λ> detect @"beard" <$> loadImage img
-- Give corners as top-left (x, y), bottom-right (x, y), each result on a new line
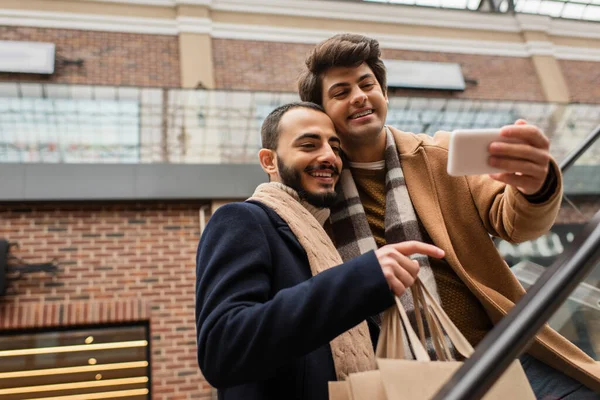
top-left (277, 157), bottom-right (338, 208)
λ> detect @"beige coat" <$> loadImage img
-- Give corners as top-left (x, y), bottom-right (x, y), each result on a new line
top-left (390, 126), bottom-right (600, 391)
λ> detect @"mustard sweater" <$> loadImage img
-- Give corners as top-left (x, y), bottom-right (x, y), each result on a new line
top-left (351, 167), bottom-right (494, 348)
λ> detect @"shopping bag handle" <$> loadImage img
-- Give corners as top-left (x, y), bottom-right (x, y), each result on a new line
top-left (375, 291), bottom-right (431, 361)
top-left (416, 279), bottom-right (475, 359)
top-left (376, 284), bottom-right (443, 362)
top-left (411, 283), bottom-right (452, 361)
top-left (376, 300), bottom-right (407, 360)
top-left (377, 279), bottom-right (475, 362)
top-left (394, 295), bottom-right (432, 361)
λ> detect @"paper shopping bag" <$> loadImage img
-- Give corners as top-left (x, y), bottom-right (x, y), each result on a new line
top-left (377, 356), bottom-right (534, 399)
top-left (331, 279), bottom-right (536, 400)
top-left (328, 381), bottom-right (352, 400)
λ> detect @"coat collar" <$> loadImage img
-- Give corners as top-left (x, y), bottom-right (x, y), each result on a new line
top-left (386, 125), bottom-right (425, 156)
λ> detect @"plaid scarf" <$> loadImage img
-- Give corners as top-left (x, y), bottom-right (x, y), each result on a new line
top-left (330, 126), bottom-right (452, 360)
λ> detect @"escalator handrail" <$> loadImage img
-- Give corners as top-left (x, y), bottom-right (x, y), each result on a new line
top-left (432, 209), bottom-right (600, 400)
top-left (560, 124), bottom-right (600, 173)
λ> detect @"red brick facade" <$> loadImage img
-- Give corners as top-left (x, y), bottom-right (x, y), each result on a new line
top-left (212, 39), bottom-right (546, 101)
top-left (213, 39), bottom-right (311, 92)
top-left (0, 27), bottom-right (181, 87)
top-left (560, 60), bottom-right (600, 104)
top-left (0, 201), bottom-right (212, 400)
top-left (381, 49), bottom-right (546, 101)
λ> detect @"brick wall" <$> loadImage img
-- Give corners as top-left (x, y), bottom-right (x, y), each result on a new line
top-left (0, 27), bottom-right (181, 87)
top-left (212, 39), bottom-right (545, 101)
top-left (381, 49), bottom-right (545, 101)
top-left (560, 60), bottom-right (600, 104)
top-left (0, 201), bottom-right (212, 400)
top-left (213, 39), bottom-right (312, 92)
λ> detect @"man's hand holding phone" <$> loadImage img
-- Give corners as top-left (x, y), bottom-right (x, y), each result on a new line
top-left (487, 119), bottom-right (551, 195)
top-left (447, 119), bottom-right (551, 195)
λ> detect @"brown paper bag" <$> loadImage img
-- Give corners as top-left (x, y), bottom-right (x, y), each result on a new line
top-left (329, 279), bottom-right (536, 400)
top-left (328, 381), bottom-right (353, 400)
top-left (377, 358), bottom-right (536, 399)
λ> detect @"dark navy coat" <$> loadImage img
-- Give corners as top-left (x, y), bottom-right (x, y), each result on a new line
top-left (195, 201), bottom-right (394, 400)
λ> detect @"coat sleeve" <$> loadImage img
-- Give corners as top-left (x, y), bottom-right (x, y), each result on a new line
top-left (195, 202), bottom-right (393, 388)
top-left (466, 159), bottom-right (563, 244)
top-left (431, 131), bottom-right (563, 244)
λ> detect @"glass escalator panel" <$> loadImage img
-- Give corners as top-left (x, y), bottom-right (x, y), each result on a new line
top-left (499, 118), bottom-right (600, 361)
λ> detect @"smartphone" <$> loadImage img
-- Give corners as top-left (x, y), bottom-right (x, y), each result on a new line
top-left (447, 129), bottom-right (523, 176)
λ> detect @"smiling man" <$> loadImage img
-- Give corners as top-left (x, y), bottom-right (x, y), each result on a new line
top-left (298, 34), bottom-right (600, 397)
top-left (195, 101), bottom-right (445, 400)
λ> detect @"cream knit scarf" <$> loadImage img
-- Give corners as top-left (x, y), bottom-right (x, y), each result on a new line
top-left (248, 182), bottom-right (376, 381)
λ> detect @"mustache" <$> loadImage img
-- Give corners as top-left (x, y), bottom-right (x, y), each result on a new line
top-left (304, 164), bottom-right (340, 175)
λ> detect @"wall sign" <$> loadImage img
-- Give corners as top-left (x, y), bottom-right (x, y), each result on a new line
top-left (0, 40), bottom-right (55, 74)
top-left (383, 59), bottom-right (465, 91)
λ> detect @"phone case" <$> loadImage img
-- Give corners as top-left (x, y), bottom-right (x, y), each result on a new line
top-left (447, 129), bottom-right (522, 176)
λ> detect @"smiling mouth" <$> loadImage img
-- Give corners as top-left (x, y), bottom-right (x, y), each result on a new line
top-left (305, 164), bottom-right (339, 175)
top-left (349, 109), bottom-right (374, 120)
top-left (308, 171), bottom-right (334, 178)
top-left (305, 165), bottom-right (338, 182)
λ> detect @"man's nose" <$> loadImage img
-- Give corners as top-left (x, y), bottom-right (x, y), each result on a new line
top-left (318, 145), bottom-right (338, 165)
top-left (350, 88), bottom-right (367, 106)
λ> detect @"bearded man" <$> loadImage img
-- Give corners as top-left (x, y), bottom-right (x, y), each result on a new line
top-left (195, 101), bottom-right (445, 400)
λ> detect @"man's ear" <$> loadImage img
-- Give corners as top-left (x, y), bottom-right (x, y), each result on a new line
top-left (258, 148), bottom-right (278, 177)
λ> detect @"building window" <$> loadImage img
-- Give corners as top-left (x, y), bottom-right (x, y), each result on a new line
top-left (0, 323), bottom-right (151, 400)
top-left (0, 90), bottom-right (141, 163)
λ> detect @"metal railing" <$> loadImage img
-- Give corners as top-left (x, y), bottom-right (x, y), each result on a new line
top-left (1, 82), bottom-right (599, 165)
top-left (433, 209), bottom-right (600, 399)
top-left (560, 124), bottom-right (600, 173)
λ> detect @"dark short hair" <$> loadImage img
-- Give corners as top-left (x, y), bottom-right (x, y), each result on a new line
top-left (261, 101), bottom-right (326, 150)
top-left (298, 33), bottom-right (387, 106)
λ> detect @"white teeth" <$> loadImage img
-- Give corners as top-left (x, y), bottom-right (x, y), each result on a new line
top-left (311, 172), bottom-right (332, 178)
top-left (351, 110), bottom-right (373, 119)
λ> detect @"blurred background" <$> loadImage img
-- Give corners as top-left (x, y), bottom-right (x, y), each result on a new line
top-left (0, 0), bottom-right (599, 399)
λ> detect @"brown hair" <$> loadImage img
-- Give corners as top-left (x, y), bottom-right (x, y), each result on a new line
top-left (298, 33), bottom-right (387, 106)
top-left (261, 101), bottom-right (326, 150)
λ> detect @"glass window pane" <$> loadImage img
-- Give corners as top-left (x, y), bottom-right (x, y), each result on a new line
top-left (562, 2), bottom-right (587, 17)
top-left (0, 96), bottom-right (140, 163)
top-left (0, 324), bottom-right (151, 399)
